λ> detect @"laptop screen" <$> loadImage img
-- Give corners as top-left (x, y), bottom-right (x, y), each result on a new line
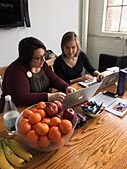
top-left (63, 82), bottom-right (102, 109)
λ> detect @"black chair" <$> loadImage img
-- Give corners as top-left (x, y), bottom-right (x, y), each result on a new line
top-left (116, 56), bottom-right (127, 69)
top-left (98, 54), bottom-right (118, 72)
top-left (98, 54), bottom-right (127, 72)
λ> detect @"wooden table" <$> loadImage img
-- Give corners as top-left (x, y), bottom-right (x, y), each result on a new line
top-left (1, 84), bottom-right (127, 169)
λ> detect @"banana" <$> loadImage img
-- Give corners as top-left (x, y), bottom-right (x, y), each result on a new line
top-left (2, 141), bottom-right (25, 168)
top-left (0, 141), bottom-right (14, 169)
top-left (3, 139), bottom-right (33, 161)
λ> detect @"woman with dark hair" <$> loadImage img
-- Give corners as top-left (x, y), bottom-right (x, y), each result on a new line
top-left (1, 37), bottom-right (75, 106)
top-left (53, 31), bottom-right (104, 84)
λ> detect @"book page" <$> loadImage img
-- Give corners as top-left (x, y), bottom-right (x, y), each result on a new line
top-left (106, 98), bottom-right (127, 117)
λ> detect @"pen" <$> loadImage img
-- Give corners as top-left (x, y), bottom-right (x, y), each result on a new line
top-left (107, 100), bottom-right (116, 107)
top-left (100, 102), bottom-right (104, 107)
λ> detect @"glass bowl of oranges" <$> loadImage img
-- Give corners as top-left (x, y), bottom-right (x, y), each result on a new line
top-left (15, 101), bottom-right (78, 152)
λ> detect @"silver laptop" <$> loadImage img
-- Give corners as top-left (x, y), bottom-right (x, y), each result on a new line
top-left (99, 72), bottom-right (119, 89)
top-left (78, 72), bottom-right (119, 90)
top-left (63, 82), bottom-right (102, 109)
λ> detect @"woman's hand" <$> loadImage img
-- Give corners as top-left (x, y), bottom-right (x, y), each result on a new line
top-left (82, 74), bottom-right (94, 81)
top-left (48, 92), bottom-right (66, 102)
top-left (97, 73), bottom-right (104, 81)
top-left (66, 86), bottom-right (76, 94)
top-left (93, 70), bottom-right (104, 81)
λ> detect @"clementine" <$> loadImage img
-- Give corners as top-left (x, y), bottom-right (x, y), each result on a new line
top-left (35, 122), bottom-right (49, 136)
top-left (35, 109), bottom-right (46, 119)
top-left (49, 117), bottom-right (61, 126)
top-left (37, 101), bottom-right (46, 109)
top-left (29, 113), bottom-right (42, 124)
top-left (59, 119), bottom-right (73, 135)
top-left (41, 118), bottom-right (50, 125)
top-left (39, 135), bottom-right (51, 148)
top-left (26, 129), bottom-right (39, 141)
top-left (21, 117), bottom-right (29, 123)
top-left (19, 121), bottom-right (31, 134)
top-left (29, 142), bottom-right (39, 149)
top-left (23, 109), bottom-right (33, 118)
top-left (32, 123), bottom-right (38, 130)
top-left (48, 126), bottom-right (61, 141)
top-left (55, 137), bottom-right (65, 146)
top-left (30, 107), bottom-right (38, 112)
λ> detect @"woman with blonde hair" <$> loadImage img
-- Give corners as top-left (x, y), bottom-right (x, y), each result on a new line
top-left (54, 31), bottom-right (103, 84)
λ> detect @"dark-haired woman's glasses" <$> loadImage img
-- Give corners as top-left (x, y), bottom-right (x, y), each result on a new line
top-left (32, 55), bottom-right (45, 61)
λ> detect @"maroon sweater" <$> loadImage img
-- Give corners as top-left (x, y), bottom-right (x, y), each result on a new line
top-left (1, 59), bottom-right (69, 106)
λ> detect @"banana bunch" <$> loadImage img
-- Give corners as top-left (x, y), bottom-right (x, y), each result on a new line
top-left (0, 138), bottom-right (33, 169)
top-left (4, 139), bottom-right (33, 161)
top-left (1, 141), bottom-right (25, 168)
top-left (0, 142), bottom-right (14, 169)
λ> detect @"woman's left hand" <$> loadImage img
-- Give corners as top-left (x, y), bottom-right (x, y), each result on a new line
top-left (66, 86), bottom-right (76, 94)
top-left (97, 73), bottom-right (104, 81)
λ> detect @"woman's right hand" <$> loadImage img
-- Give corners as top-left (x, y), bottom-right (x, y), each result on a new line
top-left (82, 74), bottom-right (94, 81)
top-left (48, 92), bottom-right (66, 102)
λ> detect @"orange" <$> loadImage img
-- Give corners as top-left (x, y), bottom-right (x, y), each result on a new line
top-left (48, 126), bottom-right (61, 141)
top-left (23, 109), bottom-right (33, 118)
top-left (59, 119), bottom-right (73, 135)
top-left (32, 123), bottom-right (38, 130)
top-left (49, 117), bottom-right (61, 126)
top-left (55, 137), bottom-right (65, 146)
top-left (29, 142), bottom-right (39, 149)
top-left (30, 107), bottom-right (38, 112)
top-left (18, 121), bottom-right (31, 134)
top-left (41, 118), bottom-right (50, 125)
top-left (35, 122), bottom-right (49, 136)
top-left (26, 129), bottom-right (39, 141)
top-left (21, 117), bottom-right (29, 123)
top-left (37, 101), bottom-right (46, 109)
top-left (35, 109), bottom-right (46, 119)
top-left (39, 135), bottom-right (51, 148)
top-left (29, 113), bottom-right (42, 124)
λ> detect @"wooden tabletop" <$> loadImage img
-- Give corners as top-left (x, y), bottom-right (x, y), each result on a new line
top-left (1, 84), bottom-right (127, 169)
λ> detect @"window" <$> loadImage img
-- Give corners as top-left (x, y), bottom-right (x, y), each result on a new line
top-left (103, 0), bottom-right (127, 33)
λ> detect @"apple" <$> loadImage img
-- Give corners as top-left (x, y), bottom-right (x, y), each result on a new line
top-left (63, 108), bottom-right (75, 121)
top-left (45, 102), bottom-right (58, 117)
top-left (53, 100), bottom-right (63, 112)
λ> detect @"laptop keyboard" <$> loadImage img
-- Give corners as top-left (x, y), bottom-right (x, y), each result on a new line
top-left (88, 81), bottom-right (98, 86)
top-left (78, 77), bottom-right (98, 87)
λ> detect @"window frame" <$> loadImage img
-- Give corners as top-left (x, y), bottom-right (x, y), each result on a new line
top-left (102, 0), bottom-right (127, 37)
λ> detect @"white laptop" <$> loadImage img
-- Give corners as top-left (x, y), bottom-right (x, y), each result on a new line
top-left (63, 82), bottom-right (102, 109)
top-left (78, 72), bottom-right (119, 90)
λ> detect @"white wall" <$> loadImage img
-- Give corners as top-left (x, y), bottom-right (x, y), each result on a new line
top-left (87, 0), bottom-right (127, 69)
top-left (0, 0), bottom-right (80, 66)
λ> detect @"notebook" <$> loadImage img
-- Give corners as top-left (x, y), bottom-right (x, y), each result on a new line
top-left (63, 82), bottom-right (102, 109)
top-left (78, 72), bottom-right (119, 90)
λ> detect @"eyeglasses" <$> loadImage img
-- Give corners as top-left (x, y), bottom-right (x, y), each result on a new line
top-left (32, 55), bottom-right (46, 61)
